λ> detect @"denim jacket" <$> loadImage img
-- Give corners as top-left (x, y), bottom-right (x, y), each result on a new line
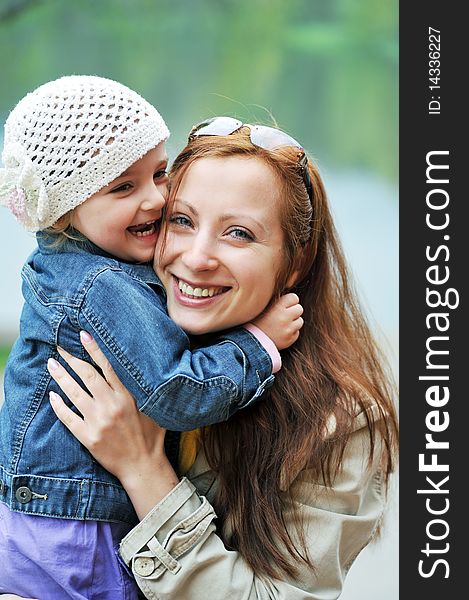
top-left (0, 233), bottom-right (274, 525)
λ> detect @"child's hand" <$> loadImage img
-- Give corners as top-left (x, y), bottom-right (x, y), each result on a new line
top-left (253, 293), bottom-right (304, 350)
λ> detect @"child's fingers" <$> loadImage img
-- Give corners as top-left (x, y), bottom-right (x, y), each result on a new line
top-left (286, 317), bottom-right (303, 338)
top-left (289, 330), bottom-right (300, 344)
top-left (47, 357), bottom-right (93, 415)
top-left (287, 303), bottom-right (304, 319)
top-left (280, 292), bottom-right (300, 308)
top-left (295, 316), bottom-right (304, 330)
top-left (49, 391), bottom-right (88, 444)
top-left (79, 331), bottom-right (126, 392)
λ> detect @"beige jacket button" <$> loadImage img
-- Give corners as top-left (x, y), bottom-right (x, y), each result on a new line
top-left (134, 556), bottom-right (156, 577)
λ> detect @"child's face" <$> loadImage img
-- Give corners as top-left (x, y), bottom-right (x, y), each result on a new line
top-left (72, 143), bottom-right (168, 262)
top-left (155, 156), bottom-right (285, 335)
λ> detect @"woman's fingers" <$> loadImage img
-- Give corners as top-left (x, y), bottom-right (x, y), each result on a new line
top-left (49, 391), bottom-right (88, 445)
top-left (56, 345), bottom-right (110, 399)
top-left (79, 331), bottom-right (126, 392)
top-left (47, 357), bottom-right (93, 415)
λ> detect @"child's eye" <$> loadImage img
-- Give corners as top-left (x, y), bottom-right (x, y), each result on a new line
top-left (227, 228), bottom-right (255, 242)
top-left (110, 183), bottom-right (132, 193)
top-left (169, 214), bottom-right (192, 228)
top-left (154, 169), bottom-right (168, 180)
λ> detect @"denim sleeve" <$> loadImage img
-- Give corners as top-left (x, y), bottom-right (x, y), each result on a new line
top-left (73, 268), bottom-right (274, 430)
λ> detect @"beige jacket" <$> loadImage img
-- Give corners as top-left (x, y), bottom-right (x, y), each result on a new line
top-left (119, 407), bottom-right (387, 599)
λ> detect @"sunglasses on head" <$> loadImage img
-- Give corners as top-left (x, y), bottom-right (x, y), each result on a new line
top-left (188, 116), bottom-right (313, 202)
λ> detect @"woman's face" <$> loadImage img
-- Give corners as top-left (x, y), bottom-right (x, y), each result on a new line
top-left (155, 156), bottom-right (285, 335)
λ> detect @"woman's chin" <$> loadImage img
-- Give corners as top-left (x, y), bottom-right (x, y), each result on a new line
top-left (176, 322), bottom-right (221, 336)
top-left (169, 313), bottom-right (232, 337)
top-left (168, 302), bottom-right (258, 336)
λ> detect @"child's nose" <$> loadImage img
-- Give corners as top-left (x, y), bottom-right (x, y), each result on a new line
top-left (141, 182), bottom-right (167, 211)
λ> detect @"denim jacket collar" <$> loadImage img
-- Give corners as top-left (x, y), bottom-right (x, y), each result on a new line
top-left (36, 231), bottom-right (163, 289)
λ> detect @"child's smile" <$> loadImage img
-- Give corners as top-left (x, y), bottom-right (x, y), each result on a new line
top-left (73, 143), bottom-right (168, 263)
top-left (127, 219), bottom-right (159, 238)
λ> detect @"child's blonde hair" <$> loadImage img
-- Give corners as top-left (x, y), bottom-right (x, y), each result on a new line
top-left (42, 213), bottom-right (86, 248)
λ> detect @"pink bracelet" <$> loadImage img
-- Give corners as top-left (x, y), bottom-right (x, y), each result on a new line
top-left (243, 323), bottom-right (282, 373)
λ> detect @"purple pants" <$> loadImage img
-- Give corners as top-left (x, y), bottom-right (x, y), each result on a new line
top-left (0, 502), bottom-right (139, 599)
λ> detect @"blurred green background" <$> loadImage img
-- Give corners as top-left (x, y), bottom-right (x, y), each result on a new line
top-left (0, 0), bottom-right (398, 179)
top-left (0, 1), bottom-right (398, 597)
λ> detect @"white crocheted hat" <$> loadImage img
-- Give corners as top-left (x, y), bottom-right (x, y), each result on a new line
top-left (0, 75), bottom-right (169, 231)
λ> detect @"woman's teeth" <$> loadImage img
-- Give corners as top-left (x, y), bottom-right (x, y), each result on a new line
top-left (178, 280), bottom-right (225, 298)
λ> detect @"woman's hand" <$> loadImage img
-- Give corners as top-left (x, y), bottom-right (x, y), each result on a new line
top-left (47, 332), bottom-right (179, 518)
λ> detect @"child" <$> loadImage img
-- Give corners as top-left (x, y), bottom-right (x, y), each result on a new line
top-left (0, 76), bottom-right (303, 599)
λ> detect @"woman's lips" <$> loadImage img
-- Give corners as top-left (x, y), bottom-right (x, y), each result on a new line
top-left (171, 276), bottom-right (230, 307)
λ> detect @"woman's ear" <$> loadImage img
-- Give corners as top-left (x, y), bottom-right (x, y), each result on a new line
top-left (286, 270), bottom-right (301, 288)
top-left (285, 244), bottom-right (314, 289)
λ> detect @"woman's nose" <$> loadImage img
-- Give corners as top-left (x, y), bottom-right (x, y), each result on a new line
top-left (182, 239), bottom-right (219, 272)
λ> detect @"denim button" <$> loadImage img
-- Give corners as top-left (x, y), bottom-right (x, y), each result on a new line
top-left (134, 556), bottom-right (156, 576)
top-left (16, 486), bottom-right (32, 503)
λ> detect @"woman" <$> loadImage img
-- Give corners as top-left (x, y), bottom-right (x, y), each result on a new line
top-left (29, 118), bottom-right (399, 598)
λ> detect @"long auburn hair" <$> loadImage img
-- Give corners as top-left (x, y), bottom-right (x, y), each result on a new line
top-left (166, 128), bottom-right (399, 579)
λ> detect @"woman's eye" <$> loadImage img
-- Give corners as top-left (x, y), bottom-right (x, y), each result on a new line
top-left (169, 214), bottom-right (192, 228)
top-left (227, 228), bottom-right (255, 241)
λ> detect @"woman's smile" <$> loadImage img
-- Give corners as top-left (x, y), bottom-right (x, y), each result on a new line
top-left (171, 275), bottom-right (231, 307)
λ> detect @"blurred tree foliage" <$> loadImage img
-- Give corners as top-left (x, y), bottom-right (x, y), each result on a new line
top-left (0, 0), bottom-right (397, 180)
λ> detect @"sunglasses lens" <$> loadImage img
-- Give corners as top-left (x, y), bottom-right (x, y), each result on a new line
top-left (250, 125), bottom-right (302, 151)
top-left (189, 117), bottom-right (312, 201)
top-left (191, 116), bottom-right (243, 137)
top-left (250, 126), bottom-right (311, 200)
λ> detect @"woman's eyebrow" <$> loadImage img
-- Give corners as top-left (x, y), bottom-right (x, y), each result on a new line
top-left (173, 199), bottom-right (198, 215)
top-left (219, 213), bottom-right (267, 233)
